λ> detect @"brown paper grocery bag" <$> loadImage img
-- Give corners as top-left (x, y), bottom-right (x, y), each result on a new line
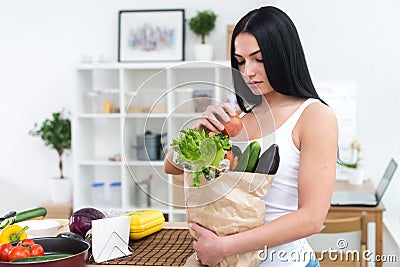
top-left (184, 171), bottom-right (275, 267)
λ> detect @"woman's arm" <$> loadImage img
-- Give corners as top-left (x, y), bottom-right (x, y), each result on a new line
top-left (163, 149), bottom-right (184, 175)
top-left (192, 102), bottom-right (338, 266)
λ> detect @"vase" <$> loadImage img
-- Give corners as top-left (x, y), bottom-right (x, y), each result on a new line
top-left (49, 177), bottom-right (72, 204)
top-left (194, 44), bottom-right (213, 61)
top-left (345, 168), bottom-right (365, 185)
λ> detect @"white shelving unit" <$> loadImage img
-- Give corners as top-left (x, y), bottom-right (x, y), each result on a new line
top-left (73, 60), bottom-right (236, 221)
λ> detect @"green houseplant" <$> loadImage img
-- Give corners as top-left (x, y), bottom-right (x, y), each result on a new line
top-left (189, 10), bottom-right (217, 44)
top-left (29, 110), bottom-right (71, 179)
top-left (188, 10), bottom-right (217, 60)
top-left (339, 140), bottom-right (364, 185)
top-left (339, 140), bottom-right (362, 169)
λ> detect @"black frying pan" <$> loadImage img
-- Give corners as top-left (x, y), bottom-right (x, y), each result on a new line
top-left (0, 235), bottom-right (90, 266)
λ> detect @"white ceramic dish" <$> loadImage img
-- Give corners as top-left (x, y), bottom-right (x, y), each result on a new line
top-left (16, 219), bottom-right (60, 238)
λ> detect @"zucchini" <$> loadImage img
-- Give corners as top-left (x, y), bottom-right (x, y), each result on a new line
top-left (12, 254), bottom-right (72, 263)
top-left (0, 207), bottom-right (48, 229)
top-left (15, 207), bottom-right (47, 223)
top-left (245, 141), bottom-right (261, 172)
top-left (234, 141), bottom-right (261, 172)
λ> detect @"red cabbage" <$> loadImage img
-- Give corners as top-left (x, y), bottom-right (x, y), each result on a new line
top-left (69, 207), bottom-right (105, 237)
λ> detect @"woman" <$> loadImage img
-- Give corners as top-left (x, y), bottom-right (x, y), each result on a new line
top-left (164, 6), bottom-right (338, 267)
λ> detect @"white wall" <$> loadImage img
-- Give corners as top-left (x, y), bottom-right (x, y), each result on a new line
top-left (1, 0), bottom-right (399, 254)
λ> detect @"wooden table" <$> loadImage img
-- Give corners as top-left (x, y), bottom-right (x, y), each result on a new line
top-left (328, 180), bottom-right (385, 267)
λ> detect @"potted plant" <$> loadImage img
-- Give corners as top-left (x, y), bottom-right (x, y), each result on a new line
top-left (188, 9), bottom-right (217, 61)
top-left (339, 140), bottom-right (364, 185)
top-left (29, 110), bottom-right (72, 203)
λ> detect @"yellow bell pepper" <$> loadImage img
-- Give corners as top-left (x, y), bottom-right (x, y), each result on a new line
top-left (0, 225), bottom-right (28, 244)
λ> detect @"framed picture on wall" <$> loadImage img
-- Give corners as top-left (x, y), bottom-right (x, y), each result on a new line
top-left (118, 9), bottom-right (185, 62)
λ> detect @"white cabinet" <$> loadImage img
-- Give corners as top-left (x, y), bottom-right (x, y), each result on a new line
top-left (73, 61), bottom-right (236, 221)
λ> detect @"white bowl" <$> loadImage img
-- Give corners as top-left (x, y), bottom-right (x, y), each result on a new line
top-left (16, 220), bottom-right (60, 238)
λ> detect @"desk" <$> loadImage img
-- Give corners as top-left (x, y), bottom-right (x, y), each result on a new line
top-left (328, 180), bottom-right (385, 267)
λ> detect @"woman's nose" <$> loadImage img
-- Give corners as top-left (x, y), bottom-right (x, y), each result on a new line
top-left (243, 63), bottom-right (256, 77)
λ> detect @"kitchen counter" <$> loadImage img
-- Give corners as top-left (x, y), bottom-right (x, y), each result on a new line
top-left (88, 222), bottom-right (200, 267)
top-left (58, 220), bottom-right (199, 266)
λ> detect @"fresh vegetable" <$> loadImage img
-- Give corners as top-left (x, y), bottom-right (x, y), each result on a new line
top-left (12, 254), bottom-right (72, 263)
top-left (7, 246), bottom-right (31, 262)
top-left (69, 208), bottom-right (105, 237)
top-left (0, 238), bottom-right (46, 262)
top-left (221, 114), bottom-right (243, 137)
top-left (18, 238), bottom-right (35, 247)
top-left (254, 144), bottom-right (280, 174)
top-left (170, 128), bottom-right (232, 186)
top-left (30, 244), bottom-right (45, 257)
top-left (231, 145), bottom-right (242, 162)
top-left (234, 141), bottom-right (261, 172)
top-left (0, 225), bottom-right (28, 244)
top-left (0, 207), bottom-right (47, 229)
top-left (15, 207), bottom-right (47, 223)
top-left (0, 243), bottom-right (13, 261)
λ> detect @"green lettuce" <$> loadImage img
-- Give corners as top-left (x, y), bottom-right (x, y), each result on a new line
top-left (170, 129), bottom-right (231, 186)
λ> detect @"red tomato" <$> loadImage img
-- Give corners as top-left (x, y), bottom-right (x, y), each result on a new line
top-left (8, 246), bottom-right (31, 262)
top-left (221, 114), bottom-right (243, 137)
top-left (0, 243), bottom-right (14, 262)
top-left (18, 239), bottom-right (35, 247)
top-left (30, 244), bottom-right (44, 257)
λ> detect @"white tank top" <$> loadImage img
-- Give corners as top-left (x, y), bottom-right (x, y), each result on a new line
top-left (232, 98), bottom-right (320, 267)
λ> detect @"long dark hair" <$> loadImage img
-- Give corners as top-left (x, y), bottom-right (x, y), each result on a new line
top-left (231, 6), bottom-right (326, 112)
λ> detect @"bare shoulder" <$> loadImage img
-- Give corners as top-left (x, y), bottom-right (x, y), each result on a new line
top-left (293, 100), bottom-right (338, 151)
top-left (297, 101), bottom-right (338, 139)
top-left (301, 101), bottom-right (337, 125)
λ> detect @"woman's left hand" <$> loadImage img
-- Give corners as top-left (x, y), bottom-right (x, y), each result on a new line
top-left (190, 223), bottom-right (226, 267)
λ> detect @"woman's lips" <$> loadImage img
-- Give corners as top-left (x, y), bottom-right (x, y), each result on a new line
top-left (247, 81), bottom-right (261, 87)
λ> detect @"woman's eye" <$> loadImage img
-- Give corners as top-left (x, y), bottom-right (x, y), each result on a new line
top-left (237, 61), bottom-right (245, 65)
top-left (256, 59), bottom-right (263, 63)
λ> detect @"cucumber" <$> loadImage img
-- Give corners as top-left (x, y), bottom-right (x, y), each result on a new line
top-left (234, 141), bottom-right (261, 172)
top-left (12, 254), bottom-right (72, 263)
top-left (244, 141), bottom-right (261, 172)
top-left (15, 207), bottom-right (47, 223)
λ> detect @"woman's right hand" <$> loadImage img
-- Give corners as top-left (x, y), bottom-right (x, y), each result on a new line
top-left (193, 103), bottom-right (237, 134)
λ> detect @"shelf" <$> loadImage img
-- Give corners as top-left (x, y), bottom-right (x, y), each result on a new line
top-left (77, 113), bottom-right (121, 119)
top-left (124, 113), bottom-right (168, 119)
top-left (74, 60), bottom-right (229, 221)
top-left (169, 113), bottom-right (202, 118)
top-left (126, 160), bottom-right (164, 167)
top-left (76, 63), bottom-right (120, 70)
top-left (76, 60), bottom-right (230, 71)
top-left (78, 160), bottom-right (122, 166)
top-left (170, 208), bottom-right (186, 214)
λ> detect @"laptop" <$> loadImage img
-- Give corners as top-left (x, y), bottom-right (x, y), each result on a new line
top-left (331, 158), bottom-right (398, 206)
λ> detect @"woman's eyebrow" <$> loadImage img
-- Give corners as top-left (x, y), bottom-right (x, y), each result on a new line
top-left (249, 50), bottom-right (261, 56)
top-left (234, 50), bottom-right (261, 57)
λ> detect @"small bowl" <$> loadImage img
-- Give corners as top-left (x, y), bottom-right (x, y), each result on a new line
top-left (16, 219), bottom-right (60, 238)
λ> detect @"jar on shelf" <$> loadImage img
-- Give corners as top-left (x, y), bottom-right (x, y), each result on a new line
top-left (91, 182), bottom-right (105, 207)
top-left (174, 88), bottom-right (194, 113)
top-left (134, 175), bottom-right (152, 208)
top-left (101, 89), bottom-right (120, 113)
top-left (109, 182), bottom-right (122, 208)
top-left (193, 89), bottom-right (213, 113)
top-left (86, 91), bottom-right (102, 113)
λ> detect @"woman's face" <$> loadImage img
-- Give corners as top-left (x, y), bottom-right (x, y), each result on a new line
top-left (234, 32), bottom-right (274, 95)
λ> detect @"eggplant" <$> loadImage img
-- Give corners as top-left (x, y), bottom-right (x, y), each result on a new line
top-left (231, 145), bottom-right (242, 162)
top-left (254, 144), bottom-right (280, 174)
